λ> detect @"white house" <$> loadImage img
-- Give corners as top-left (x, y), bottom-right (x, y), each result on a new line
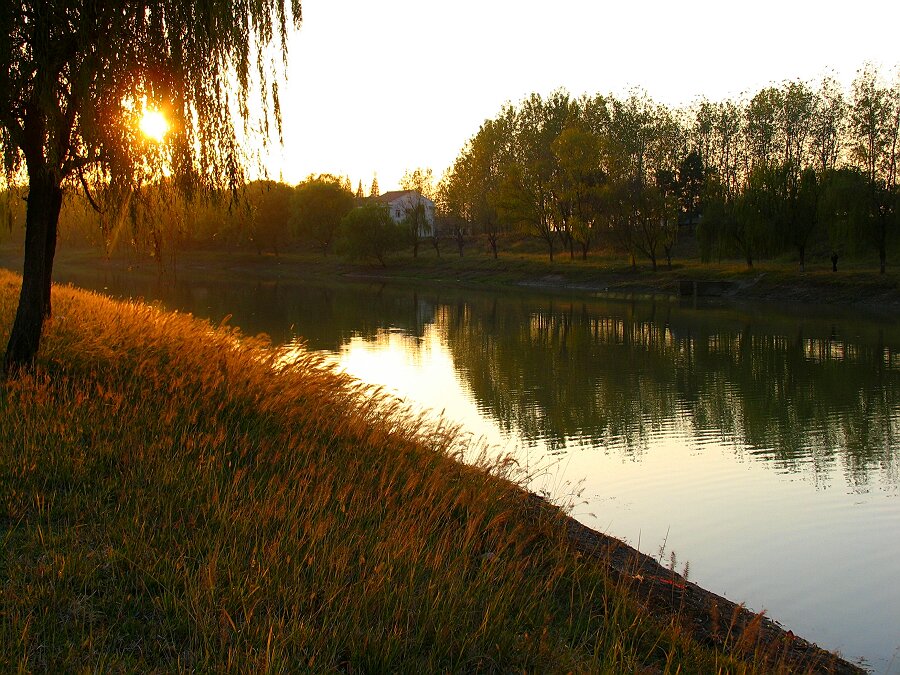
top-left (372, 190), bottom-right (435, 238)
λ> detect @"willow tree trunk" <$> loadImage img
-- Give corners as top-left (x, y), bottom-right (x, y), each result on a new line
top-left (4, 169), bottom-right (62, 373)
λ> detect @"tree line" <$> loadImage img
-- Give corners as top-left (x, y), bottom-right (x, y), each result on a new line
top-left (437, 65), bottom-right (900, 272)
top-left (1, 169), bottom-right (439, 268)
top-left (3, 66), bottom-right (898, 275)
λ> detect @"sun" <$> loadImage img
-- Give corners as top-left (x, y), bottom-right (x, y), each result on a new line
top-left (139, 109), bottom-right (169, 142)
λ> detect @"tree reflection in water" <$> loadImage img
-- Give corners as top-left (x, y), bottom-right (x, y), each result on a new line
top-left (438, 295), bottom-right (898, 490)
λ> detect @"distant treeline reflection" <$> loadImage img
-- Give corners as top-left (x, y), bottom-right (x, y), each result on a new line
top-left (436, 295), bottom-right (898, 489)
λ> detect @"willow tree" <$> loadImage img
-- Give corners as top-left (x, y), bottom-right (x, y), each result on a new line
top-left (0, 0), bottom-right (301, 373)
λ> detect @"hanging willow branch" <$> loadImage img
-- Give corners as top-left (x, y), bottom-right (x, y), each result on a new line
top-left (0, 0), bottom-right (302, 193)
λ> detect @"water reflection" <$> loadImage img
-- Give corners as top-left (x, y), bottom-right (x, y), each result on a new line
top-left (54, 268), bottom-right (900, 490)
top-left (60, 268), bottom-right (900, 489)
top-left (438, 296), bottom-right (899, 490)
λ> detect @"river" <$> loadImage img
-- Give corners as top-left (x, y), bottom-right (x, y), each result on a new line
top-left (44, 267), bottom-right (900, 673)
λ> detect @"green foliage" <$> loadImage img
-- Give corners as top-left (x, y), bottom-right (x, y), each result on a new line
top-left (697, 175), bottom-right (732, 263)
top-left (513, 91), bottom-right (571, 260)
top-left (337, 203), bottom-right (405, 266)
top-left (677, 151), bottom-right (705, 219)
top-left (399, 168), bottom-right (436, 201)
top-left (786, 167), bottom-right (823, 269)
top-left (552, 126), bottom-right (606, 259)
top-left (291, 174), bottom-right (355, 254)
top-left (399, 168), bottom-right (436, 257)
top-left (732, 165), bottom-right (781, 267)
top-left (438, 113), bottom-right (515, 258)
top-left (848, 65), bottom-right (900, 272)
top-left (242, 180), bottom-right (295, 256)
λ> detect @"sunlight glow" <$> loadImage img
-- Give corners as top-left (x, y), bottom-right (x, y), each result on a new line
top-left (139, 109), bottom-right (169, 143)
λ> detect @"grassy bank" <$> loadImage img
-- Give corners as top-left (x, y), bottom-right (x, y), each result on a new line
top-left (4, 239), bottom-right (897, 315)
top-left (0, 270), bottom-right (850, 672)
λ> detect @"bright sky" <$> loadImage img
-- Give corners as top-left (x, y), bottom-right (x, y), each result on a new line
top-left (265, 0), bottom-right (900, 191)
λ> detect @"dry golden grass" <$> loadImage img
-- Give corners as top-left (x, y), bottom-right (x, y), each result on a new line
top-left (0, 270), bottom-right (769, 672)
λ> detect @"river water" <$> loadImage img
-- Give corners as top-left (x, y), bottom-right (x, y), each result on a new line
top-left (46, 268), bottom-right (900, 672)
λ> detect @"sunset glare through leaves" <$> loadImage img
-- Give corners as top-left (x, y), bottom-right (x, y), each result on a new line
top-left (139, 109), bottom-right (169, 143)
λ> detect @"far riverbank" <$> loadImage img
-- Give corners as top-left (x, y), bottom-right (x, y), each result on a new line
top-left (2, 243), bottom-right (899, 317)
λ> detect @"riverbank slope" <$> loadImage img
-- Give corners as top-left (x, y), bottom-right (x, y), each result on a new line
top-left (0, 270), bottom-right (864, 672)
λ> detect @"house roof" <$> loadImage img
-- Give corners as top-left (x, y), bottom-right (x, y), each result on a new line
top-left (371, 190), bottom-right (433, 205)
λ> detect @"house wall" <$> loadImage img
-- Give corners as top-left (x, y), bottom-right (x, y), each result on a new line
top-left (388, 194), bottom-right (435, 238)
